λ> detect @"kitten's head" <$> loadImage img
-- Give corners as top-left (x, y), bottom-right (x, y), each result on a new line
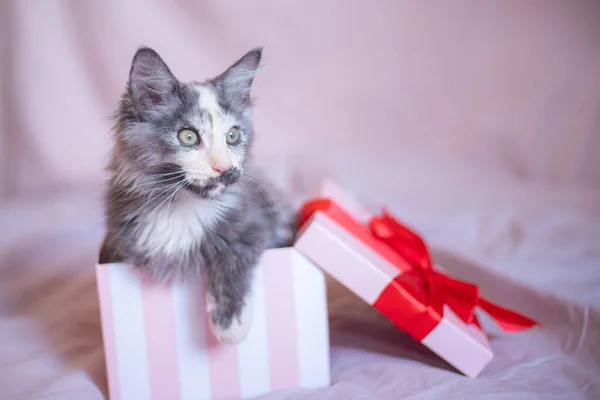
top-left (112, 46), bottom-right (262, 199)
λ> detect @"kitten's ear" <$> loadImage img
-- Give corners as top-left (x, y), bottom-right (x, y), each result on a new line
top-left (129, 47), bottom-right (179, 118)
top-left (217, 47), bottom-right (262, 101)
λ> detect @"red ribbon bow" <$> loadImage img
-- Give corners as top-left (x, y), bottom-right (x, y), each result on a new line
top-left (300, 198), bottom-right (539, 341)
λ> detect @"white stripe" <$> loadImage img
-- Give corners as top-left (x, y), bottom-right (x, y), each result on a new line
top-left (237, 266), bottom-right (271, 398)
top-left (109, 264), bottom-right (152, 399)
top-left (291, 251), bottom-right (331, 388)
top-left (173, 284), bottom-right (212, 400)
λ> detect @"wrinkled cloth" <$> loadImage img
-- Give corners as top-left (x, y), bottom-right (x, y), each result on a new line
top-left (1, 183), bottom-right (598, 399)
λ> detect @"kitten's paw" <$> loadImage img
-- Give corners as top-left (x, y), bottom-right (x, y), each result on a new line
top-left (207, 293), bottom-right (254, 345)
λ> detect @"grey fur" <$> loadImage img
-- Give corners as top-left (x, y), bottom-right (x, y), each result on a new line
top-left (99, 46), bottom-right (296, 334)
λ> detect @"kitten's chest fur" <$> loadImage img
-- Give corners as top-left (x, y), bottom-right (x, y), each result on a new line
top-left (134, 191), bottom-right (235, 257)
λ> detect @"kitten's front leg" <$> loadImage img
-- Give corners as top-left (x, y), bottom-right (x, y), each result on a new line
top-left (203, 241), bottom-right (264, 344)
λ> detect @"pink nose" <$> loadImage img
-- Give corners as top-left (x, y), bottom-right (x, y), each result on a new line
top-left (211, 163), bottom-right (230, 174)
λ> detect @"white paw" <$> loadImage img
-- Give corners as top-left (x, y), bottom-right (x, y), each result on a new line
top-left (205, 292), bottom-right (217, 313)
top-left (207, 293), bottom-right (254, 345)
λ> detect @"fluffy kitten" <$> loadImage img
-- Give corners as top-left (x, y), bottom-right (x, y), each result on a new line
top-left (99, 46), bottom-right (296, 344)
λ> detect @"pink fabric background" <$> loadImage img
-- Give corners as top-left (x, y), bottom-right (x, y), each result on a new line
top-left (1, 1), bottom-right (599, 198)
top-left (1, 1), bottom-right (600, 399)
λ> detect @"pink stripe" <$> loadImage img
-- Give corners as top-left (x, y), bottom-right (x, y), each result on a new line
top-left (204, 293), bottom-right (241, 399)
top-left (141, 278), bottom-right (181, 400)
top-left (264, 254), bottom-right (300, 391)
top-left (96, 265), bottom-right (120, 400)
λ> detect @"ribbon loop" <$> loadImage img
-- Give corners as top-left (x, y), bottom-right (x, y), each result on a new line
top-left (368, 210), bottom-right (539, 332)
top-left (299, 197), bottom-right (540, 339)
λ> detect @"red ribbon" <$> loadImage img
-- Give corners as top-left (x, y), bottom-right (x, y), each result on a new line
top-left (300, 198), bottom-right (539, 341)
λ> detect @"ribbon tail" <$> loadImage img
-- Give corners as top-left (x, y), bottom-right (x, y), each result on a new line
top-left (478, 297), bottom-right (540, 331)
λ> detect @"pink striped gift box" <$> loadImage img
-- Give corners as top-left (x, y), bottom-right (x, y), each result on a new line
top-left (96, 247), bottom-right (330, 400)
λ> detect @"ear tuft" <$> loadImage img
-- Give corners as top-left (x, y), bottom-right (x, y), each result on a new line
top-left (217, 47), bottom-right (263, 101)
top-left (129, 47), bottom-right (179, 117)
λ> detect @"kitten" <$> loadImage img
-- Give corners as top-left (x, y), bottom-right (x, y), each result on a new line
top-left (99, 46), bottom-right (296, 344)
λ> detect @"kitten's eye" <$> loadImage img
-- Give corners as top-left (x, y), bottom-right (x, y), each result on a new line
top-left (226, 127), bottom-right (240, 145)
top-left (177, 129), bottom-right (199, 146)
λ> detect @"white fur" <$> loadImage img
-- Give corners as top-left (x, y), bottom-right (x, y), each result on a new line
top-left (176, 85), bottom-right (243, 186)
top-left (205, 292), bottom-right (218, 313)
top-left (207, 291), bottom-right (254, 345)
top-left (135, 189), bottom-right (238, 257)
top-left (196, 85), bottom-right (242, 169)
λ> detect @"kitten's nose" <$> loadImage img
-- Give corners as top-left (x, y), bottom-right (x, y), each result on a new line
top-left (211, 160), bottom-right (231, 174)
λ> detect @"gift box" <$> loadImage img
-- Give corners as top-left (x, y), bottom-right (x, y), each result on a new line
top-left (96, 247), bottom-right (330, 400)
top-left (294, 180), bottom-right (538, 377)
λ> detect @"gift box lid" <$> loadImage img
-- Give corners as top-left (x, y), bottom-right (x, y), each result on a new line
top-left (293, 180), bottom-right (539, 377)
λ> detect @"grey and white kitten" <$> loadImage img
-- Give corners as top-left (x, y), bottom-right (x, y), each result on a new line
top-left (99, 47), bottom-right (296, 344)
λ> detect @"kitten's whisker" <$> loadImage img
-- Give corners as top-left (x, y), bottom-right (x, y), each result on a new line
top-left (116, 180), bottom-right (182, 233)
top-left (147, 181), bottom-right (187, 222)
top-left (132, 171), bottom-right (185, 185)
top-left (111, 179), bottom-right (187, 260)
top-left (108, 173), bottom-right (185, 203)
top-left (243, 180), bottom-right (272, 203)
top-left (147, 170), bottom-right (186, 178)
top-left (110, 180), bottom-right (184, 259)
top-left (166, 181), bottom-right (187, 216)
top-left (125, 175), bottom-right (184, 191)
top-left (135, 180), bottom-right (183, 215)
